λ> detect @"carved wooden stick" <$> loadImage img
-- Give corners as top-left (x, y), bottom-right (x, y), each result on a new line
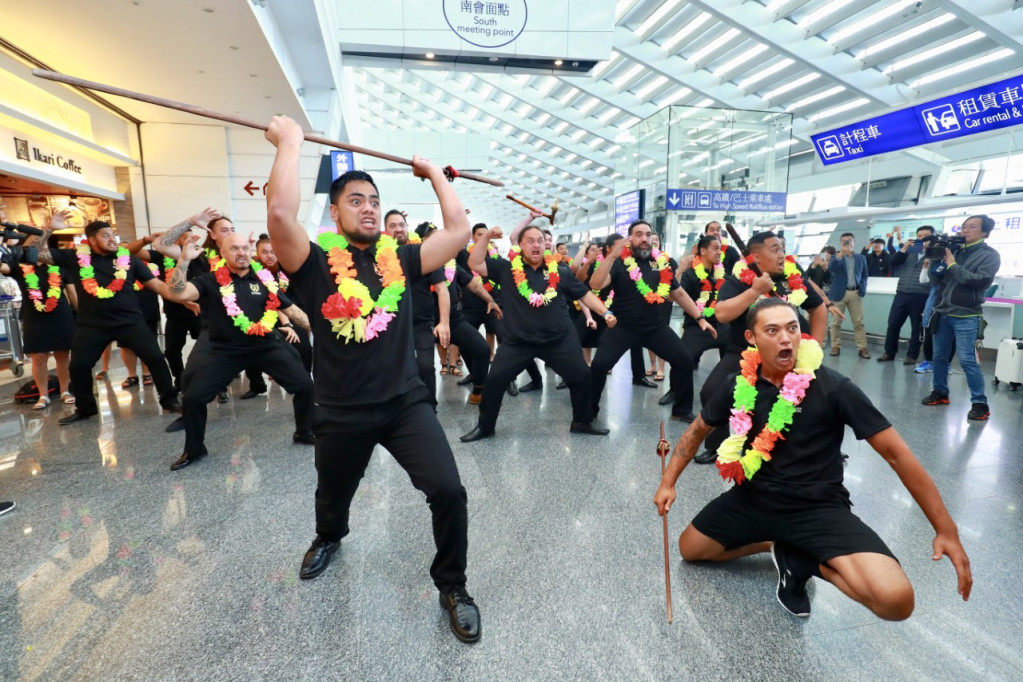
top-left (657, 421), bottom-right (674, 624)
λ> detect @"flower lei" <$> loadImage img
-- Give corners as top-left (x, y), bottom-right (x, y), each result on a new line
top-left (430, 259), bottom-right (457, 292)
top-left (716, 336), bottom-right (824, 484)
top-left (162, 256), bottom-right (176, 284)
top-left (214, 259), bottom-right (280, 335)
top-left (406, 233), bottom-right (422, 244)
top-left (205, 248), bottom-right (219, 269)
top-left (509, 248), bottom-right (559, 307)
top-left (277, 271), bottom-right (290, 292)
top-left (20, 264), bottom-right (61, 313)
top-left (621, 247), bottom-right (672, 304)
top-left (134, 262), bottom-right (160, 291)
top-left (319, 232), bottom-right (405, 343)
top-left (731, 254), bottom-right (807, 307)
top-left (470, 241), bottom-right (501, 291)
top-left (77, 245), bottom-right (130, 299)
top-left (692, 256), bottom-right (724, 318)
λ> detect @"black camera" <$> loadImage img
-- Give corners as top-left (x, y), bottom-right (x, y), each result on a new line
top-left (0, 221), bottom-right (46, 264)
top-left (921, 234), bottom-right (966, 260)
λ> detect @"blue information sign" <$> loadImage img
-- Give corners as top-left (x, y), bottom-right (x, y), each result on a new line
top-left (330, 150), bottom-right (355, 180)
top-left (665, 188), bottom-right (786, 213)
top-left (812, 72), bottom-right (1023, 166)
top-left (615, 189), bottom-right (644, 234)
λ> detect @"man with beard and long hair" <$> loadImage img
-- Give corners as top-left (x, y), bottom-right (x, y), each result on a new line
top-left (588, 220), bottom-right (714, 423)
top-left (264, 115), bottom-right (481, 644)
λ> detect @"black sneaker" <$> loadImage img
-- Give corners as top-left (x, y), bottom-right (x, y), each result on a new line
top-left (921, 391), bottom-right (950, 406)
top-left (0, 501), bottom-right (15, 517)
top-left (439, 586), bottom-right (481, 643)
top-left (967, 403), bottom-right (990, 421)
top-left (770, 542), bottom-right (812, 618)
top-left (694, 449), bottom-right (717, 464)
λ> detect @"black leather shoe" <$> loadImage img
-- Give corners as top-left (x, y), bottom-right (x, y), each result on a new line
top-left (460, 426), bottom-right (494, 443)
top-left (556, 380), bottom-right (568, 390)
top-left (671, 412), bottom-right (697, 422)
top-left (570, 421), bottom-right (610, 435)
top-left (170, 451), bottom-right (207, 471)
top-left (694, 449), bottom-right (717, 464)
top-left (240, 389), bottom-right (266, 400)
top-left (300, 537), bottom-right (340, 580)
top-left (293, 431), bottom-right (315, 445)
top-left (59, 410), bottom-right (96, 426)
top-left (217, 392), bottom-right (229, 404)
top-left (164, 417), bottom-right (185, 433)
top-left (457, 374), bottom-right (473, 386)
top-left (658, 390), bottom-right (675, 406)
top-left (439, 587), bottom-right (481, 643)
top-left (506, 381), bottom-right (518, 396)
top-left (160, 397), bottom-right (183, 413)
top-left (518, 381), bottom-right (542, 393)
top-left (632, 377), bottom-right (657, 388)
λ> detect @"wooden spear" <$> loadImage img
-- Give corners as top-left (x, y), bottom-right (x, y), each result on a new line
top-left (657, 421), bottom-right (674, 624)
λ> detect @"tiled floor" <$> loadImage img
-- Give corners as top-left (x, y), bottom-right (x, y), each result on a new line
top-left (0, 332), bottom-right (1020, 680)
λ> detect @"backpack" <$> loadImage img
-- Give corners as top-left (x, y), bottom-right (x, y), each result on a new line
top-left (14, 374), bottom-right (59, 403)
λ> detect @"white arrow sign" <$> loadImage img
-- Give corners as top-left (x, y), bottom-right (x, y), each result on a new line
top-left (668, 192), bottom-right (679, 207)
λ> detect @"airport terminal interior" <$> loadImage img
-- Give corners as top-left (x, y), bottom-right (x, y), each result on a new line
top-left (1, 1), bottom-right (1022, 679)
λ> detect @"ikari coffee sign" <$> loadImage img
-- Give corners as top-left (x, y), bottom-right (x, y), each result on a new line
top-left (443, 0), bottom-right (527, 49)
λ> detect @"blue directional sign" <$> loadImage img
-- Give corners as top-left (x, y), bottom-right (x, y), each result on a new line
top-left (330, 150), bottom-right (355, 180)
top-left (665, 188), bottom-right (787, 213)
top-left (812, 72), bottom-right (1023, 166)
top-left (614, 189), bottom-right (645, 234)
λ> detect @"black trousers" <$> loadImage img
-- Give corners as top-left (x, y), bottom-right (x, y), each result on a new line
top-left (591, 325), bottom-right (695, 415)
top-left (164, 315), bottom-right (203, 387)
top-left (181, 342), bottom-right (313, 455)
top-left (413, 323), bottom-right (438, 407)
top-left (700, 350), bottom-right (742, 454)
top-left (464, 310), bottom-right (543, 385)
top-left (314, 386), bottom-right (468, 592)
top-left (69, 322), bottom-right (176, 415)
top-left (449, 316), bottom-right (490, 391)
top-left (883, 292), bottom-right (928, 359)
top-left (478, 335), bottom-right (593, 432)
top-left (682, 324), bottom-right (727, 407)
top-left (246, 327), bottom-right (312, 393)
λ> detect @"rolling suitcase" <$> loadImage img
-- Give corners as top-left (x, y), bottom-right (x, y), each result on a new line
top-left (993, 338), bottom-right (1023, 391)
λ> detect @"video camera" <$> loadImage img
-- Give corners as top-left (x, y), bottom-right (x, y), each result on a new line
top-left (921, 233), bottom-right (966, 260)
top-left (0, 221), bottom-right (45, 265)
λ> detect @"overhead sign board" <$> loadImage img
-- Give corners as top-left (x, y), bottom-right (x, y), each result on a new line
top-left (812, 72), bottom-right (1023, 165)
top-left (443, 0), bottom-right (527, 49)
top-left (614, 189), bottom-right (644, 234)
top-left (330, 150), bottom-right (355, 180)
top-left (665, 188), bottom-right (786, 213)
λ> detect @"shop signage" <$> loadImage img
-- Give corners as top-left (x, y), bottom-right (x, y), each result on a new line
top-left (614, 189), bottom-right (644, 234)
top-left (11, 135), bottom-right (83, 174)
top-left (812, 72), bottom-right (1023, 166)
top-left (665, 188), bottom-right (786, 213)
top-left (443, 0), bottom-right (528, 49)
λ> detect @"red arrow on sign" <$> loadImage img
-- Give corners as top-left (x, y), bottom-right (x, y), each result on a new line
top-left (243, 181), bottom-right (259, 196)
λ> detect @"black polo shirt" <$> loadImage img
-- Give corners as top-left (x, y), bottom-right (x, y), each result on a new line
top-left (287, 240), bottom-right (424, 408)
top-left (487, 257), bottom-right (589, 345)
top-left (150, 250), bottom-right (206, 320)
top-left (702, 365), bottom-right (891, 507)
top-left (458, 246), bottom-right (501, 313)
top-left (191, 268), bottom-right (294, 351)
top-left (413, 268), bottom-right (446, 327)
top-left (585, 260), bottom-right (612, 300)
top-left (717, 269), bottom-right (824, 353)
top-left (722, 244), bottom-right (742, 275)
top-left (679, 267), bottom-right (721, 330)
top-left (50, 247), bottom-right (155, 327)
top-left (449, 265), bottom-right (478, 323)
top-left (602, 256), bottom-right (680, 331)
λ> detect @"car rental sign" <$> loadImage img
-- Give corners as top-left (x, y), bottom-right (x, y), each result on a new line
top-left (812, 71), bottom-right (1023, 166)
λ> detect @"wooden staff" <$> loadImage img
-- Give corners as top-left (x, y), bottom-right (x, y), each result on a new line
top-left (657, 421), bottom-right (674, 624)
top-left (504, 194), bottom-right (558, 224)
top-left (31, 69), bottom-right (503, 188)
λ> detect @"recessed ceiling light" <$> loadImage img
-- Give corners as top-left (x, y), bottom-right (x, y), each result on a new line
top-left (229, 46), bottom-right (239, 50)
top-left (426, 53), bottom-right (435, 59)
top-left (554, 60), bottom-right (563, 66)
top-left (249, 74), bottom-right (258, 78)
top-left (203, 7), bottom-right (214, 12)
top-left (489, 57), bottom-right (499, 62)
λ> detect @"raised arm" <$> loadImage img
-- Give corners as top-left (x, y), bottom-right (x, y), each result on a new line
top-left (588, 239), bottom-right (624, 290)
top-left (265, 116), bottom-right (311, 273)
top-left (508, 211), bottom-right (542, 245)
top-left (712, 273), bottom-right (774, 324)
top-left (417, 157), bottom-right (471, 274)
top-left (467, 227), bottom-right (502, 278)
top-left (867, 427), bottom-right (972, 601)
top-left (34, 209), bottom-right (75, 265)
top-left (144, 237), bottom-right (201, 303)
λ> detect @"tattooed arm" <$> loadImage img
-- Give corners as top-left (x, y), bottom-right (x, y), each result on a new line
top-left (653, 416), bottom-right (715, 516)
top-left (279, 304), bottom-right (310, 332)
top-left (34, 209), bottom-right (74, 265)
top-left (143, 237), bottom-right (200, 302)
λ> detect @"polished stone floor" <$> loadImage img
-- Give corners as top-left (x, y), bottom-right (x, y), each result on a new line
top-left (0, 331), bottom-right (1020, 681)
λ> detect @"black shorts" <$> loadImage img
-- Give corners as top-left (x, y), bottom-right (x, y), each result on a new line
top-left (691, 485), bottom-right (897, 564)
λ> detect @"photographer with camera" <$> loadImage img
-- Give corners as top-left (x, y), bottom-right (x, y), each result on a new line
top-left (920, 215), bottom-right (1001, 421)
top-left (877, 225), bottom-right (934, 364)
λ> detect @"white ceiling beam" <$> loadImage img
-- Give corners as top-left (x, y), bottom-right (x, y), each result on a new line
top-left (931, 0), bottom-right (1023, 52)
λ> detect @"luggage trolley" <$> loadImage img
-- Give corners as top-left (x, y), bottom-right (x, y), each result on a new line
top-left (0, 294), bottom-right (25, 377)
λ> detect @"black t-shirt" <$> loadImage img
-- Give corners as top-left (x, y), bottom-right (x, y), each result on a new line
top-left (717, 271), bottom-right (824, 353)
top-left (585, 260), bottom-right (612, 301)
top-left (9, 264), bottom-right (74, 321)
top-left (459, 246), bottom-right (501, 312)
top-left (487, 257), bottom-right (589, 345)
top-left (679, 267), bottom-right (721, 330)
top-left (722, 244), bottom-right (742, 275)
top-left (149, 250), bottom-right (203, 320)
top-left (287, 240), bottom-right (424, 407)
top-left (448, 265), bottom-right (476, 323)
top-left (413, 268), bottom-right (447, 327)
top-left (191, 268), bottom-right (294, 351)
top-left (51, 247), bottom-right (155, 327)
top-left (603, 256), bottom-right (680, 331)
top-left (702, 365), bottom-right (891, 507)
